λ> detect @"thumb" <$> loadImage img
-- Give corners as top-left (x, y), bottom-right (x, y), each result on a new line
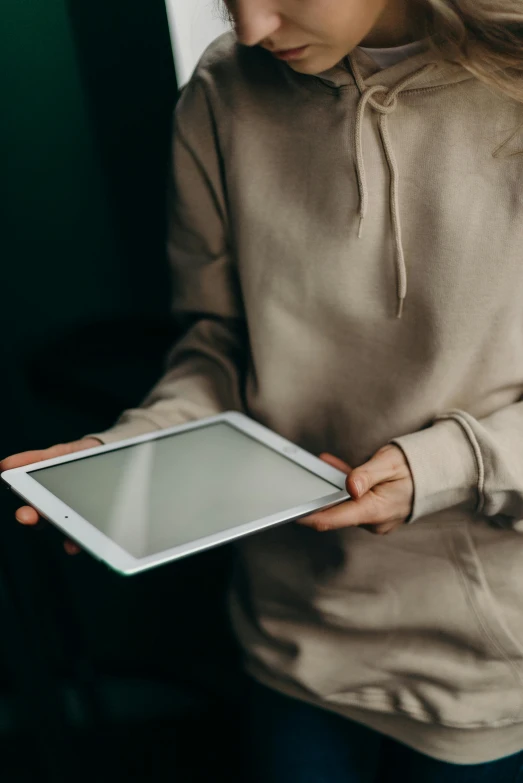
top-left (348, 447), bottom-right (399, 499)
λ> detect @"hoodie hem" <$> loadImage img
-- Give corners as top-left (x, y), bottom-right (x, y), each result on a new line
top-left (246, 663), bottom-right (523, 765)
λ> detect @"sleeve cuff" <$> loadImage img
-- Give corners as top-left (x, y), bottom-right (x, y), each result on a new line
top-left (390, 418), bottom-right (479, 523)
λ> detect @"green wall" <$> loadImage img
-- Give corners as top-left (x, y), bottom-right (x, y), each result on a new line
top-left (0, 11), bottom-right (239, 781)
top-left (1, 0), bottom-right (178, 449)
top-left (2, 0), bottom-right (128, 347)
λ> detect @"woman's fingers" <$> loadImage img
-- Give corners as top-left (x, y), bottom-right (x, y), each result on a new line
top-left (348, 445), bottom-right (410, 499)
top-left (7, 447), bottom-right (76, 528)
top-left (3, 438), bottom-right (102, 544)
top-left (15, 506), bottom-right (40, 526)
top-left (299, 490), bottom-right (386, 531)
top-left (16, 509), bottom-right (81, 553)
top-left (1, 438), bottom-right (102, 473)
top-left (1, 449), bottom-right (56, 472)
top-left (319, 452), bottom-right (353, 475)
top-left (64, 540), bottom-right (81, 556)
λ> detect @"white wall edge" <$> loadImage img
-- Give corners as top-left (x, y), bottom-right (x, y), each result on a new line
top-left (165, 0), bottom-right (231, 86)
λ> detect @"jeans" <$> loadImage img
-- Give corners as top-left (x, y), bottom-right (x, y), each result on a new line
top-left (244, 679), bottom-right (523, 783)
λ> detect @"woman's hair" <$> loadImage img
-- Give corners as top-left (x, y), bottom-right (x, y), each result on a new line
top-left (421, 1), bottom-right (523, 101)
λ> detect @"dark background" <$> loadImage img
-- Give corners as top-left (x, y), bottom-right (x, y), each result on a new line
top-left (1, 1), bottom-right (243, 779)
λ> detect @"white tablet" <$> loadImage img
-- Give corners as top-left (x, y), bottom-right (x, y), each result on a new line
top-left (1, 412), bottom-right (350, 575)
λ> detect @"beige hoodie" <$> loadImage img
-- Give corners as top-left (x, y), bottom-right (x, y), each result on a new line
top-left (90, 34), bottom-right (523, 763)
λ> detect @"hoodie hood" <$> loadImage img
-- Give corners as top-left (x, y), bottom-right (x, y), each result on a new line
top-left (315, 44), bottom-right (474, 89)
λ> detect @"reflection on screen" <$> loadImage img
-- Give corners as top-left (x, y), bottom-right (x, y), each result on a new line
top-left (29, 423), bottom-right (338, 558)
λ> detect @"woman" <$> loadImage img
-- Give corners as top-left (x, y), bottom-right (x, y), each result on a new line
top-left (3, 1), bottom-right (523, 780)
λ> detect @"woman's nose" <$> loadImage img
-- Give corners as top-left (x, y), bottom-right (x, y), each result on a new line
top-left (233, 0), bottom-right (282, 47)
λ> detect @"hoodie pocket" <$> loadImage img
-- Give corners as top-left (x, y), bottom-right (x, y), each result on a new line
top-left (445, 522), bottom-right (523, 665)
top-left (329, 521), bottom-right (523, 727)
top-left (236, 520), bottom-right (523, 726)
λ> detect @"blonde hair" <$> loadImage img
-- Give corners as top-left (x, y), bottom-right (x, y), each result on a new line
top-left (423, 1), bottom-right (523, 101)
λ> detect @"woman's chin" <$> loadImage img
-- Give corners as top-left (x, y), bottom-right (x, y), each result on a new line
top-left (287, 51), bottom-right (347, 75)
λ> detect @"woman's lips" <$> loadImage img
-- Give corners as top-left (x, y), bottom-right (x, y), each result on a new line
top-left (272, 45), bottom-right (309, 61)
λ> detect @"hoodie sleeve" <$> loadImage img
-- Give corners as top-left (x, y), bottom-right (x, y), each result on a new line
top-left (86, 76), bottom-right (248, 445)
top-left (390, 401), bottom-right (523, 532)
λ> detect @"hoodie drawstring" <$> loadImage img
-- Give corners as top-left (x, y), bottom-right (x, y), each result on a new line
top-left (348, 55), bottom-right (436, 318)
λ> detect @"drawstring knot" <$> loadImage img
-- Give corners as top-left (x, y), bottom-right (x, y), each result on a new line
top-left (348, 55), bottom-right (436, 318)
top-left (360, 86), bottom-right (399, 115)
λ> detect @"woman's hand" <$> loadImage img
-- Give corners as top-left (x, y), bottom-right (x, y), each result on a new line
top-left (299, 445), bottom-right (414, 536)
top-left (0, 438), bottom-right (103, 554)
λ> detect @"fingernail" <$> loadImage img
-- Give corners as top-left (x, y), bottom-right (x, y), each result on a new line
top-left (353, 479), bottom-right (363, 496)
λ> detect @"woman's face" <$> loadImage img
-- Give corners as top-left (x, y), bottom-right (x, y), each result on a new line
top-left (225, 0), bottom-right (414, 74)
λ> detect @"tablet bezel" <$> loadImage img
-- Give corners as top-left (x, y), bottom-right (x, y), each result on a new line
top-left (1, 411), bottom-right (350, 575)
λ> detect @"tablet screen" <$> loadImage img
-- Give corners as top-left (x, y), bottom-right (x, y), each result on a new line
top-left (28, 422), bottom-right (339, 558)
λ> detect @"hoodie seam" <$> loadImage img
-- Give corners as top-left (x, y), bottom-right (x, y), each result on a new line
top-left (286, 68), bottom-right (473, 101)
top-left (401, 80), bottom-right (469, 98)
top-left (322, 693), bottom-right (523, 729)
top-left (338, 79), bottom-right (467, 100)
top-left (250, 660), bottom-right (523, 729)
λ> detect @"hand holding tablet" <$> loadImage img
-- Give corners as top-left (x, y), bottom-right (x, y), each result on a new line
top-left (2, 438), bottom-right (103, 554)
top-left (1, 412), bottom-right (350, 575)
